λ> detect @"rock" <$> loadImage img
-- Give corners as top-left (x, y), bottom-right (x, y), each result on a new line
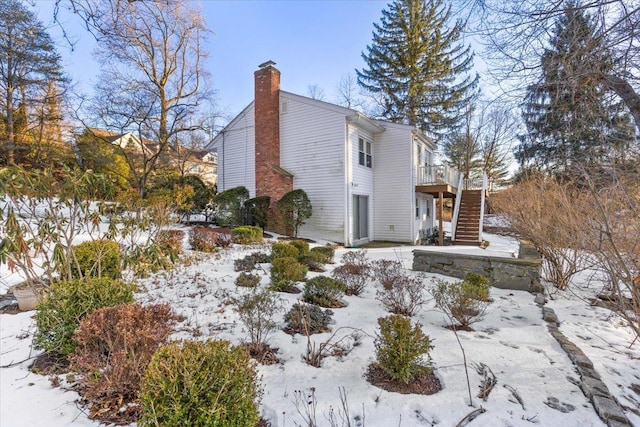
top-left (542, 307), bottom-right (559, 324)
top-left (591, 395), bottom-right (631, 424)
top-left (534, 293), bottom-right (547, 305)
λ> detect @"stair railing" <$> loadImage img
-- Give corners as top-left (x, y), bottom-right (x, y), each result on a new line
top-left (451, 174), bottom-right (464, 242)
top-left (478, 171), bottom-right (488, 243)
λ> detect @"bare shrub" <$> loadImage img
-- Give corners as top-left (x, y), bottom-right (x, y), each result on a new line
top-left (376, 271), bottom-right (428, 316)
top-left (303, 327), bottom-right (363, 368)
top-left (578, 167), bottom-right (640, 342)
top-left (372, 259), bottom-right (405, 290)
top-left (491, 175), bottom-right (592, 290)
top-left (331, 249), bottom-right (370, 296)
top-left (70, 303), bottom-right (175, 424)
top-left (232, 288), bottom-right (284, 353)
top-left (189, 227), bottom-right (218, 252)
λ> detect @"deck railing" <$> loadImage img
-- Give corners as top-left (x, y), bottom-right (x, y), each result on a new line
top-left (417, 165), bottom-right (460, 187)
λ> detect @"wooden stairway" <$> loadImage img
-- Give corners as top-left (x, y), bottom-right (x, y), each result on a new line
top-left (453, 190), bottom-right (482, 246)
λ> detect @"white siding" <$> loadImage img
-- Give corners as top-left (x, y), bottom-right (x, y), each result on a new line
top-left (211, 105), bottom-right (256, 196)
top-left (372, 124), bottom-right (414, 242)
top-left (347, 125), bottom-right (375, 245)
top-left (280, 94), bottom-right (348, 243)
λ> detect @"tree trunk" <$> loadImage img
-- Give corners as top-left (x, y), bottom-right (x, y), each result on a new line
top-left (602, 74), bottom-right (640, 133)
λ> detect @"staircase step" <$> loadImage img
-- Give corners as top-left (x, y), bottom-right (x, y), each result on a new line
top-left (453, 239), bottom-right (480, 246)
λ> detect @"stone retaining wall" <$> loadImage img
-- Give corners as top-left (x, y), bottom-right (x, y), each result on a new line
top-left (412, 247), bottom-right (543, 292)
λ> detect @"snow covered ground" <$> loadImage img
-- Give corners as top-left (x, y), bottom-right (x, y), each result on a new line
top-left (1, 228), bottom-right (638, 427)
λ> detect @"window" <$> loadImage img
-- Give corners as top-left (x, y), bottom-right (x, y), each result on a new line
top-left (416, 199), bottom-right (419, 218)
top-left (358, 137), bottom-right (372, 168)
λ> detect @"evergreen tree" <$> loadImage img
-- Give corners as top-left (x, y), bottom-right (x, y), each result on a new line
top-left (357, 0), bottom-right (478, 138)
top-left (0, 0), bottom-right (65, 165)
top-left (519, 3), bottom-right (636, 175)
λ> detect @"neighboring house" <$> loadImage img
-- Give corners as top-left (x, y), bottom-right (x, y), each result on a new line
top-left (207, 61), bottom-right (472, 247)
top-left (84, 128), bottom-right (218, 187)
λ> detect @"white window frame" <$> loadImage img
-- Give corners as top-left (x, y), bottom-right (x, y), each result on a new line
top-left (358, 136), bottom-right (372, 168)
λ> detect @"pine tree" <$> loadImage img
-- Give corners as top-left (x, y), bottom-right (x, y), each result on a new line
top-left (357, 0), bottom-right (478, 138)
top-left (0, 0), bottom-right (65, 165)
top-left (519, 3), bottom-right (636, 175)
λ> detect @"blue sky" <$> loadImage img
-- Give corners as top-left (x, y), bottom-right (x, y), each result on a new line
top-left (33, 0), bottom-right (391, 118)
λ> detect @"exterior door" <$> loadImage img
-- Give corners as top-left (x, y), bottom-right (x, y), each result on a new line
top-left (353, 195), bottom-right (369, 240)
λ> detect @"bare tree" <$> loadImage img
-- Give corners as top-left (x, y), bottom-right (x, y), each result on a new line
top-left (306, 84), bottom-right (326, 101)
top-left (441, 104), bottom-right (482, 179)
top-left (62, 0), bottom-right (213, 195)
top-left (469, 0), bottom-right (640, 132)
top-left (477, 103), bottom-right (518, 190)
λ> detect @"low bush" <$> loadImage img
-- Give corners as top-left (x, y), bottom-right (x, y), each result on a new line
top-left (70, 303), bottom-right (175, 424)
top-left (232, 225), bottom-right (263, 245)
top-left (155, 229), bottom-right (185, 256)
top-left (271, 242), bottom-right (299, 260)
top-left (232, 288), bottom-right (284, 348)
top-left (189, 226), bottom-right (218, 252)
top-left (376, 271), bottom-right (428, 316)
top-left (34, 278), bottom-right (135, 356)
top-left (375, 315), bottom-right (433, 384)
top-left (303, 276), bottom-right (347, 308)
top-left (372, 259), bottom-right (404, 290)
top-left (234, 252), bottom-right (271, 272)
top-left (431, 273), bottom-right (492, 329)
top-left (122, 243), bottom-right (173, 278)
top-left (309, 246), bottom-right (335, 264)
top-left (289, 240), bottom-right (310, 256)
top-left (270, 257), bottom-right (307, 293)
top-left (284, 302), bottom-right (333, 335)
top-left (69, 239), bottom-right (121, 279)
top-left (331, 250), bottom-right (370, 296)
top-left (235, 272), bottom-right (261, 288)
top-left (139, 340), bottom-right (261, 427)
top-left (299, 251), bottom-right (327, 272)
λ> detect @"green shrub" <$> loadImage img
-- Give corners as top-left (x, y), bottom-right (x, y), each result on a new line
top-left (271, 242), bottom-right (299, 260)
top-left (232, 226), bottom-right (263, 245)
top-left (284, 303), bottom-right (333, 335)
top-left (309, 246), bottom-right (335, 264)
top-left (139, 340), bottom-right (261, 427)
top-left (303, 276), bottom-right (347, 308)
top-left (234, 252), bottom-right (271, 272)
top-left (69, 239), bottom-right (121, 279)
top-left (375, 315), bottom-right (433, 384)
top-left (289, 240), bottom-right (310, 256)
top-left (244, 196), bottom-right (270, 229)
top-left (464, 273), bottom-right (491, 299)
top-left (34, 278), bottom-right (135, 355)
top-left (70, 303), bottom-right (175, 423)
top-left (431, 274), bottom-right (492, 329)
top-left (149, 175), bottom-right (213, 212)
top-left (213, 186), bottom-right (249, 227)
top-left (277, 189), bottom-right (312, 237)
top-left (299, 252), bottom-right (327, 272)
top-left (235, 272), bottom-right (261, 288)
top-left (270, 257), bottom-right (307, 292)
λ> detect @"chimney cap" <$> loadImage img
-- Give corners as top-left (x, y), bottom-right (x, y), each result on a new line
top-left (258, 60), bottom-right (276, 69)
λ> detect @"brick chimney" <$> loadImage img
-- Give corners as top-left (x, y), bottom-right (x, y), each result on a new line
top-left (254, 60), bottom-right (293, 233)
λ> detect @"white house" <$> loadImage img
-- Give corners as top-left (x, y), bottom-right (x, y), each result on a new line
top-left (208, 61), bottom-right (463, 246)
